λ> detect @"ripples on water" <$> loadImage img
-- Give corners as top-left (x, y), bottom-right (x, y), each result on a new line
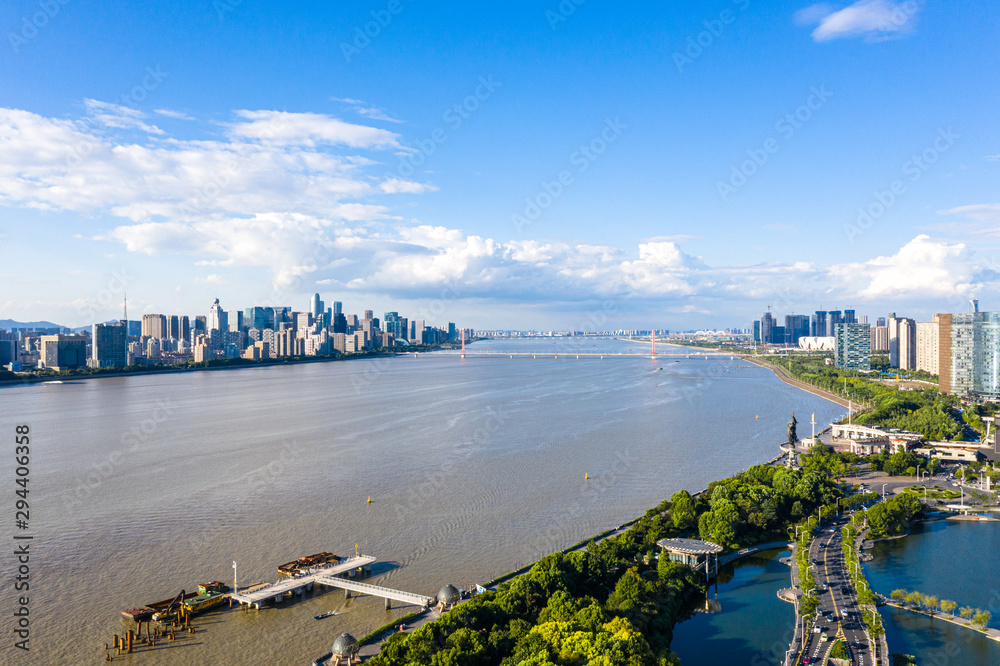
top-left (2, 339), bottom-right (845, 664)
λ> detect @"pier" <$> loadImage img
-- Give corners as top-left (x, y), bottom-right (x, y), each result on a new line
top-left (230, 556), bottom-right (375, 609)
top-left (314, 576), bottom-right (434, 610)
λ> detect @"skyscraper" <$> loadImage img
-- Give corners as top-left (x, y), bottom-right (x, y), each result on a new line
top-left (208, 299), bottom-right (228, 334)
top-left (332, 301), bottom-right (343, 315)
top-left (916, 320), bottom-right (939, 376)
top-left (310, 293), bottom-right (324, 319)
top-left (888, 314), bottom-right (916, 369)
top-left (91, 322), bottom-right (127, 368)
top-left (939, 310), bottom-right (1000, 400)
top-left (835, 323), bottom-right (871, 371)
top-left (141, 314), bottom-right (167, 339)
top-left (812, 311), bottom-right (828, 337)
top-left (760, 311), bottom-right (775, 345)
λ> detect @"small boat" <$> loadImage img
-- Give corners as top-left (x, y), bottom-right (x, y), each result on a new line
top-left (277, 552), bottom-right (341, 577)
top-left (122, 607), bottom-right (156, 623)
top-left (313, 611), bottom-right (339, 620)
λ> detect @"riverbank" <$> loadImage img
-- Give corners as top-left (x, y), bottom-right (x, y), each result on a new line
top-left (878, 597), bottom-right (1000, 644)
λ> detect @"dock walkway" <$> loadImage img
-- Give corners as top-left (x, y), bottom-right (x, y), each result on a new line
top-left (314, 576), bottom-right (433, 609)
top-left (230, 556), bottom-right (376, 609)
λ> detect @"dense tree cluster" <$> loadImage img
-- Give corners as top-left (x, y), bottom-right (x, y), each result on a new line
top-left (864, 492), bottom-right (924, 538)
top-left (696, 464), bottom-right (842, 549)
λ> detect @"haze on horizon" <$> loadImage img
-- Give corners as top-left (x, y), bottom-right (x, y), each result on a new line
top-left (0, 0), bottom-right (997, 330)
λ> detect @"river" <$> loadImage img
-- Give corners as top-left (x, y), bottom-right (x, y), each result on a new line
top-left (1, 338), bottom-right (844, 664)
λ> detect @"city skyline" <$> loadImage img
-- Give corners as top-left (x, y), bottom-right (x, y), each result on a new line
top-left (1, 1), bottom-right (999, 329)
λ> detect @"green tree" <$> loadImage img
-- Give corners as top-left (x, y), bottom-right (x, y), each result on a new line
top-left (973, 610), bottom-right (991, 629)
top-left (669, 490), bottom-right (696, 531)
top-left (940, 599), bottom-right (957, 616)
top-left (960, 606), bottom-right (975, 620)
top-left (890, 589), bottom-right (907, 603)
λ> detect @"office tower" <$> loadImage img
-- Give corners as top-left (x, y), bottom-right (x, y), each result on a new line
top-left (332, 313), bottom-right (347, 334)
top-left (208, 299), bottom-right (228, 333)
top-left (194, 316), bottom-right (207, 336)
top-left (179, 316), bottom-right (190, 341)
top-left (40, 335), bottom-right (88, 370)
top-left (835, 323), bottom-right (871, 371)
top-left (296, 312), bottom-right (314, 335)
top-left (245, 307), bottom-right (269, 330)
top-left (843, 309), bottom-right (856, 324)
top-left (771, 326), bottom-right (786, 345)
top-left (760, 311), bottom-right (775, 345)
top-left (310, 293), bottom-right (324, 319)
top-left (91, 322), bottom-right (127, 368)
top-left (448, 323), bottom-right (457, 340)
top-left (753, 321), bottom-right (761, 343)
top-left (812, 311), bottom-right (828, 337)
top-left (876, 317), bottom-right (886, 328)
top-left (332, 301), bottom-right (343, 315)
top-left (411, 319), bottom-right (426, 344)
top-left (141, 314), bottom-right (167, 339)
top-left (939, 310), bottom-right (1000, 400)
top-left (858, 315), bottom-right (868, 325)
top-left (916, 320), bottom-right (939, 375)
top-left (0, 330), bottom-right (16, 366)
top-left (384, 312), bottom-right (402, 338)
top-left (363, 310), bottom-right (373, 321)
top-left (230, 310), bottom-right (244, 332)
top-left (168, 315), bottom-right (181, 340)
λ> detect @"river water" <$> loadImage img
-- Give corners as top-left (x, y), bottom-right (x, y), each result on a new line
top-left (865, 519), bottom-right (1000, 664)
top-left (1, 338), bottom-right (844, 665)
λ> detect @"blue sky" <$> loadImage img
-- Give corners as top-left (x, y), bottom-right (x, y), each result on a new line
top-left (0, 0), bottom-right (998, 330)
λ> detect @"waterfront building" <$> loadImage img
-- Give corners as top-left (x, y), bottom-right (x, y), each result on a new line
top-left (798, 336), bottom-right (836, 351)
top-left (835, 322), bottom-right (871, 370)
top-left (40, 334), bottom-right (88, 370)
top-left (656, 538), bottom-right (723, 581)
top-left (938, 309), bottom-right (1000, 400)
top-left (208, 299), bottom-right (228, 334)
top-left (916, 319), bottom-right (940, 376)
top-left (760, 311), bottom-right (775, 344)
top-left (141, 313), bottom-right (167, 339)
top-left (91, 322), bottom-right (127, 368)
top-left (310, 293), bottom-right (324, 319)
top-left (410, 319), bottom-right (426, 344)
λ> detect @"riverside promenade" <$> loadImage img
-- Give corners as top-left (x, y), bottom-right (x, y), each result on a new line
top-left (876, 595), bottom-right (1000, 643)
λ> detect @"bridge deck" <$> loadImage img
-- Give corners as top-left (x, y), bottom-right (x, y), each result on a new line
top-left (315, 576), bottom-right (433, 607)
top-left (230, 556), bottom-right (376, 606)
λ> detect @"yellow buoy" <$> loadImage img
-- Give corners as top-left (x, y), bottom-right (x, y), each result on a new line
top-left (755, 415), bottom-right (759, 420)
top-left (585, 473), bottom-right (589, 480)
top-left (367, 496), bottom-right (371, 504)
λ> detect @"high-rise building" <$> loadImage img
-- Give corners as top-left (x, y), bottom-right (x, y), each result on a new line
top-left (784, 315), bottom-right (810, 344)
top-left (938, 310), bottom-right (1000, 400)
top-left (332, 301), bottom-right (343, 315)
top-left (843, 309), bottom-right (857, 324)
top-left (141, 314), bottom-right (167, 339)
top-left (384, 312), bottom-right (402, 339)
top-left (410, 319), bottom-right (426, 344)
top-left (753, 320), bottom-right (761, 343)
top-left (40, 335), bottom-right (88, 371)
top-left (835, 323), bottom-right (871, 371)
top-left (91, 322), bottom-right (127, 368)
top-left (827, 311), bottom-right (843, 337)
top-left (916, 319), bottom-right (940, 376)
top-left (812, 311), bottom-right (828, 337)
top-left (871, 326), bottom-right (889, 352)
top-left (760, 311), bottom-right (775, 345)
top-left (310, 294), bottom-right (325, 320)
top-left (888, 315), bottom-right (917, 369)
top-left (208, 299), bottom-right (228, 334)
top-left (876, 317), bottom-right (886, 328)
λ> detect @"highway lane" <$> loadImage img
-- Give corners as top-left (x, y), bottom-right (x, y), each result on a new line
top-left (794, 517), bottom-right (875, 665)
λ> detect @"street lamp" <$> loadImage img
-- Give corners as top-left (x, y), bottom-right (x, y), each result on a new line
top-left (881, 484), bottom-right (887, 500)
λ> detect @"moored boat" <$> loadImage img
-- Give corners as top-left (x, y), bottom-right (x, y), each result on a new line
top-left (277, 551), bottom-right (341, 576)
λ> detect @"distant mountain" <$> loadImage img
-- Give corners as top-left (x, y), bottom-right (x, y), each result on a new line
top-left (0, 319), bottom-right (66, 330)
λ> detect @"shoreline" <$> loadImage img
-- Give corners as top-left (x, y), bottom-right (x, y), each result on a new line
top-left (0, 343), bottom-right (468, 388)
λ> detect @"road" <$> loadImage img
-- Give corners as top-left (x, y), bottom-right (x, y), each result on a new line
top-left (794, 517), bottom-right (878, 666)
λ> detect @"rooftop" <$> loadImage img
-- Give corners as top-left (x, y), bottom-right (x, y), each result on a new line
top-left (656, 538), bottom-right (723, 555)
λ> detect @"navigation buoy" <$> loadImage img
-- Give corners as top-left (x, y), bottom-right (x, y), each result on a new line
top-left (755, 415), bottom-right (759, 420)
top-left (585, 473), bottom-right (589, 481)
top-left (367, 496), bottom-right (372, 504)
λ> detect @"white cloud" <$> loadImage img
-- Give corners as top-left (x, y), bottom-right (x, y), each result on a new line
top-left (227, 110), bottom-right (401, 149)
top-left (154, 108), bottom-right (194, 120)
top-left (939, 204), bottom-right (1000, 224)
top-left (834, 235), bottom-right (976, 299)
top-left (798, 0), bottom-right (921, 43)
top-left (380, 178), bottom-right (438, 194)
top-left (330, 97), bottom-right (403, 124)
top-left (84, 99), bottom-right (164, 134)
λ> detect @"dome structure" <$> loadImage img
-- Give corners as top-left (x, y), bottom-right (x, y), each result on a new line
top-left (332, 632), bottom-right (360, 658)
top-left (437, 584), bottom-right (461, 605)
